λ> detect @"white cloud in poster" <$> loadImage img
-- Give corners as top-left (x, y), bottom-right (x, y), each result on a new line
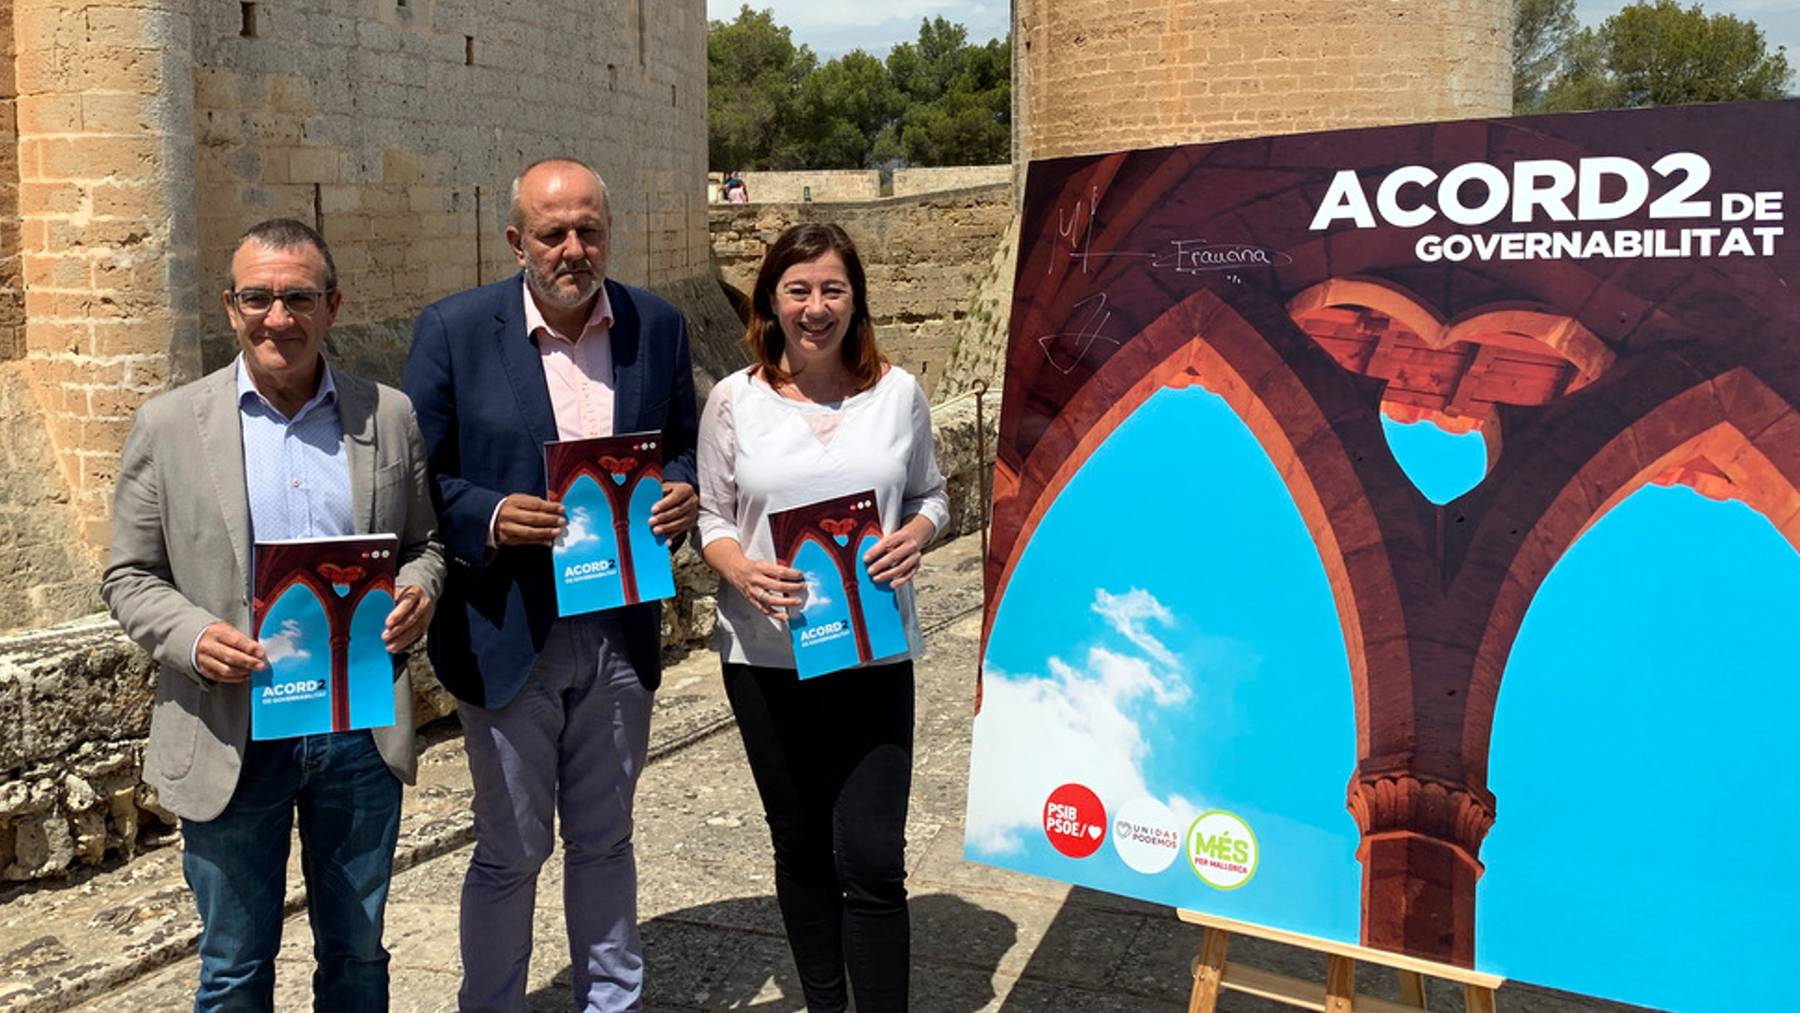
top-left (1092, 586), bottom-right (1182, 677)
top-left (965, 587), bottom-right (1197, 854)
top-left (802, 571), bottom-right (834, 610)
top-left (261, 618), bottom-right (310, 663)
top-left (557, 505), bottom-right (600, 551)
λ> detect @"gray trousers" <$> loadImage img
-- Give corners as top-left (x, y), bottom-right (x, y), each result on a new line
top-left (456, 613), bottom-right (653, 1013)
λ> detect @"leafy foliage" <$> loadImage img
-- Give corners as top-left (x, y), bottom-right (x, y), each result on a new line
top-left (1514, 0), bottom-right (1792, 114)
top-left (1514, 0), bottom-right (1579, 112)
top-left (707, 9), bottom-right (1010, 170)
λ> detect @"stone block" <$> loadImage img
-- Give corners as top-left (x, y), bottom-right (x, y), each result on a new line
top-left (285, 146), bottom-right (342, 184)
top-left (35, 135), bottom-right (164, 184)
top-left (72, 46), bottom-right (166, 94)
top-left (2, 809), bottom-right (72, 879)
top-left (81, 92), bottom-right (159, 134)
top-left (15, 93), bottom-right (81, 134)
top-left (84, 7), bottom-right (157, 48)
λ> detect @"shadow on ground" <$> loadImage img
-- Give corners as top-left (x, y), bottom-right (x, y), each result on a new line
top-left (525, 893), bottom-right (1017, 1012)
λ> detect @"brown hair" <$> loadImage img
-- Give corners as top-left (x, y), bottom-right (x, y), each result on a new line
top-left (742, 222), bottom-right (887, 391)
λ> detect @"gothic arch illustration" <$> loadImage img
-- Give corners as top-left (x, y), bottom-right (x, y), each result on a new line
top-left (254, 546), bottom-right (395, 733)
top-left (772, 496), bottom-right (888, 666)
top-left (983, 103), bottom-right (1800, 966)
top-left (548, 440), bottom-right (664, 605)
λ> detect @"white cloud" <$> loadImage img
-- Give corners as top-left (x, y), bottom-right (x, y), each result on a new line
top-left (261, 618), bottom-right (310, 663)
top-left (556, 505), bottom-right (601, 551)
top-left (1092, 587), bottom-right (1181, 675)
top-left (801, 570), bottom-right (833, 610)
top-left (964, 587), bottom-right (1195, 854)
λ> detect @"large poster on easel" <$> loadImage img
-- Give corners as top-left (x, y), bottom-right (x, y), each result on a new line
top-left (963, 99), bottom-right (1800, 1012)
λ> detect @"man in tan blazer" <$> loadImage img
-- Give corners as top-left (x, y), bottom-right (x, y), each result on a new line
top-left (102, 218), bottom-right (444, 1013)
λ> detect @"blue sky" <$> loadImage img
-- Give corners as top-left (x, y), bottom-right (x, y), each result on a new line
top-left (966, 383), bottom-right (1800, 1009)
top-left (708, 2), bottom-right (1796, 68)
top-left (705, 1), bottom-right (1009, 57)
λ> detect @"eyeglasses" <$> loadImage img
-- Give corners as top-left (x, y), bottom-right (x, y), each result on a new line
top-left (229, 288), bottom-right (333, 316)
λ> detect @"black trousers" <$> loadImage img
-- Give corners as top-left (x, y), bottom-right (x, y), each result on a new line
top-left (722, 660), bottom-right (914, 1013)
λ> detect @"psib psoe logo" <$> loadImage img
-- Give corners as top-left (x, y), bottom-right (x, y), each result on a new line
top-left (1042, 782), bottom-right (1107, 859)
top-left (1186, 809), bottom-right (1258, 890)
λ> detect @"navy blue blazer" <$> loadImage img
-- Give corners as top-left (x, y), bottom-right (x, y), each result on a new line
top-left (402, 275), bottom-right (699, 708)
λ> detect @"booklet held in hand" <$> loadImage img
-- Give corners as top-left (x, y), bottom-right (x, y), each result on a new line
top-left (769, 490), bottom-right (909, 679)
top-left (545, 431), bottom-right (676, 616)
top-left (250, 535), bottom-right (400, 740)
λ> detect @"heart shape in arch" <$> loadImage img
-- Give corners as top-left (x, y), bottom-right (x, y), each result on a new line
top-left (1289, 281), bottom-right (1614, 505)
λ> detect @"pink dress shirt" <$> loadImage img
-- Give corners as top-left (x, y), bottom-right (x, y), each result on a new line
top-left (524, 278), bottom-right (615, 440)
top-left (487, 281), bottom-right (617, 546)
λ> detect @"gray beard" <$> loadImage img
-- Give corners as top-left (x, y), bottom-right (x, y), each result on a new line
top-left (525, 265), bottom-right (601, 309)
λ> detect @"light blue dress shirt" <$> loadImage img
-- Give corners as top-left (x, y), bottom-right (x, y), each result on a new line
top-left (193, 358), bottom-right (356, 671)
top-left (236, 355), bottom-right (354, 544)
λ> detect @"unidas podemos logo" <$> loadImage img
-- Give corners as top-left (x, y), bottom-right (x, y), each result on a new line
top-left (1186, 809), bottom-right (1258, 890)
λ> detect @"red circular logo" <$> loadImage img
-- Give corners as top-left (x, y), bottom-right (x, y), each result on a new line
top-left (1043, 783), bottom-right (1107, 858)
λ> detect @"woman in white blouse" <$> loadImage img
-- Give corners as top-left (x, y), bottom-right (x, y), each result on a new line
top-left (697, 223), bottom-right (948, 1013)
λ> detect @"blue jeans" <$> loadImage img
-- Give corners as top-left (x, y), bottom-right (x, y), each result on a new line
top-left (180, 729), bottom-right (403, 1013)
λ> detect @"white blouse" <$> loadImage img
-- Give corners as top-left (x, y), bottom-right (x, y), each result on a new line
top-left (697, 365), bottom-right (951, 668)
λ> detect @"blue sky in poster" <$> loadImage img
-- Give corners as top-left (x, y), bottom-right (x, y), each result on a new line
top-left (1380, 416), bottom-right (1488, 504)
top-left (790, 538), bottom-right (865, 678)
top-left (346, 588), bottom-right (397, 731)
top-left (555, 475), bottom-right (627, 615)
top-left (969, 380), bottom-right (1800, 1006)
top-left (1479, 483), bottom-right (1800, 1011)
top-left (254, 586), bottom-right (333, 740)
top-left (967, 385), bottom-right (1363, 941)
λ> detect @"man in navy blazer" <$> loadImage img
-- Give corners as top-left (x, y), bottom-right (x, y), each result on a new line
top-left (403, 158), bottom-right (698, 1013)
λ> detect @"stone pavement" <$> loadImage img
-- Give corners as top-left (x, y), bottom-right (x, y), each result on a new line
top-left (2, 534), bottom-right (1640, 1012)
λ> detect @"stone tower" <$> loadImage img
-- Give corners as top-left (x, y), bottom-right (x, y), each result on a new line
top-left (1015, 0), bottom-right (1511, 159)
top-left (947, 0), bottom-right (1513, 397)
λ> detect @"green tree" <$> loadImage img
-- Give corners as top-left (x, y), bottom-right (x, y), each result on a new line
top-left (1514, 0), bottom-right (1579, 112)
top-left (705, 10), bottom-right (1012, 170)
top-left (886, 17), bottom-right (972, 105)
top-left (776, 50), bottom-right (905, 168)
top-left (898, 36), bottom-right (1010, 166)
top-left (1541, 0), bottom-right (1792, 112)
top-left (707, 5), bottom-right (815, 170)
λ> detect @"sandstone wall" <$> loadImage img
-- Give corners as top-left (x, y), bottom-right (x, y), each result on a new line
top-left (708, 183), bottom-right (1012, 399)
top-left (892, 165), bottom-right (1010, 197)
top-left (0, 0), bottom-right (21, 363)
top-left (0, 392), bottom-right (997, 881)
top-left (0, 0), bottom-right (713, 632)
top-left (190, 0), bottom-right (711, 369)
top-left (730, 170), bottom-right (882, 203)
top-left (6, 0), bottom-right (204, 630)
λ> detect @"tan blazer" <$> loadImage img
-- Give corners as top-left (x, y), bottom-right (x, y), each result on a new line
top-left (101, 362), bottom-right (446, 822)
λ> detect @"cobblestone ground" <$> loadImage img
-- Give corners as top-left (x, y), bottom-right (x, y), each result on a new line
top-left (6, 534), bottom-right (1645, 1013)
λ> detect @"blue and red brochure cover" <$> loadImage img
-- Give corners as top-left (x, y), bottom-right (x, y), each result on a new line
top-left (769, 490), bottom-right (909, 679)
top-left (250, 534), bottom-right (400, 740)
top-left (545, 431), bottom-right (675, 616)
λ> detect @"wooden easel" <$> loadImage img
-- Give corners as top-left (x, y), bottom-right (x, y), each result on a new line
top-left (1181, 911), bottom-right (1503, 1013)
